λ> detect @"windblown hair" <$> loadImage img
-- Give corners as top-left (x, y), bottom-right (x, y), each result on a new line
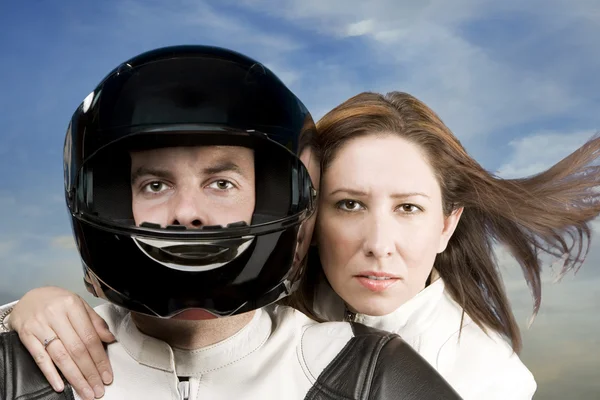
top-left (291, 91), bottom-right (600, 353)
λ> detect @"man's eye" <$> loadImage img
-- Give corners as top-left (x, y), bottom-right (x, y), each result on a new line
top-left (209, 180), bottom-right (234, 190)
top-left (144, 181), bottom-right (167, 193)
top-left (337, 200), bottom-right (363, 211)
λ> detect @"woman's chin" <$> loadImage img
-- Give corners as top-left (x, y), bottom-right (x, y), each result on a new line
top-left (348, 299), bottom-right (402, 317)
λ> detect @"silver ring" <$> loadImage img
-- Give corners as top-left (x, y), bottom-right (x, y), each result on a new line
top-left (42, 336), bottom-right (58, 349)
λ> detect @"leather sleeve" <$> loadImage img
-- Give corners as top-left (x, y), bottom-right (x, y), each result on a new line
top-left (0, 331), bottom-right (74, 400)
top-left (305, 323), bottom-right (463, 400)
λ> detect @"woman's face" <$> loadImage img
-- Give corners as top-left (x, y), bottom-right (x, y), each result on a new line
top-left (316, 134), bottom-right (462, 316)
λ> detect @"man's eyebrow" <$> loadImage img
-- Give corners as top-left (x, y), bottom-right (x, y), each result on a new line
top-left (130, 167), bottom-right (174, 183)
top-left (203, 161), bottom-right (244, 176)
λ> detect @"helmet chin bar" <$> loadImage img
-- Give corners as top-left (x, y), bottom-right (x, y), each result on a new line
top-left (132, 235), bottom-right (255, 272)
top-left (84, 265), bottom-right (251, 318)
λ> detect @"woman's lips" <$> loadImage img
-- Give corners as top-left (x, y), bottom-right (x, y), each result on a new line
top-left (354, 271), bottom-right (401, 292)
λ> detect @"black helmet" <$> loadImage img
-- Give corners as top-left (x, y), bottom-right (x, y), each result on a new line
top-left (63, 45), bottom-right (317, 318)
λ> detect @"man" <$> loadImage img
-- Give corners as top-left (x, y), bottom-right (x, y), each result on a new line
top-left (0, 45), bottom-right (461, 399)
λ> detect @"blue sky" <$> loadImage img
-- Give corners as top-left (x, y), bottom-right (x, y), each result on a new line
top-left (1, 1), bottom-right (599, 398)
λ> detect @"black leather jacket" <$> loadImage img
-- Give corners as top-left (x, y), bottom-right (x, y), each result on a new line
top-left (1, 324), bottom-right (462, 400)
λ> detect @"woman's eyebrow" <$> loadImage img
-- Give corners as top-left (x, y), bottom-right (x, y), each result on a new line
top-left (328, 188), bottom-right (430, 199)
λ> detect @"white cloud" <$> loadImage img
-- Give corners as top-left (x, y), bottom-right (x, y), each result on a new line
top-left (116, 0), bottom-right (305, 77)
top-left (234, 0), bottom-right (598, 142)
top-left (51, 235), bottom-right (76, 250)
top-left (496, 130), bottom-right (597, 178)
top-left (263, 63), bottom-right (302, 87)
top-left (345, 19), bottom-right (376, 37)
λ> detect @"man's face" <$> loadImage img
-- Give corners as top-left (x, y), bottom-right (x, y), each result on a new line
top-left (130, 145), bottom-right (256, 228)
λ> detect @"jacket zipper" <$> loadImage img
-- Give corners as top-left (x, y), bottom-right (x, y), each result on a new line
top-left (345, 308), bottom-right (357, 322)
top-left (345, 307), bottom-right (365, 324)
top-left (178, 379), bottom-right (190, 400)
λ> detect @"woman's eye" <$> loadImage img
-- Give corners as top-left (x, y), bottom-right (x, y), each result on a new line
top-left (337, 200), bottom-right (363, 211)
top-left (209, 180), bottom-right (234, 190)
top-left (399, 204), bottom-right (420, 213)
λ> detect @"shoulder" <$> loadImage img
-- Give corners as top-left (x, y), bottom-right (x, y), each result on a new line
top-left (434, 297), bottom-right (536, 399)
top-left (298, 315), bottom-right (355, 381)
top-left (93, 302), bottom-right (129, 333)
top-left (0, 331), bottom-right (75, 399)
top-left (441, 324), bottom-right (536, 399)
top-left (303, 323), bottom-right (462, 400)
top-left (262, 304), bottom-right (355, 381)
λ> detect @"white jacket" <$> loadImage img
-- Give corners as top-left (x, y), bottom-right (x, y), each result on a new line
top-left (0, 301), bottom-right (460, 400)
top-left (314, 277), bottom-right (537, 400)
top-left (55, 304), bottom-right (354, 399)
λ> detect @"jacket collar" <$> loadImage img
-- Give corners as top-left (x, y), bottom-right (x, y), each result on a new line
top-left (111, 306), bottom-right (271, 376)
top-left (315, 277), bottom-right (447, 339)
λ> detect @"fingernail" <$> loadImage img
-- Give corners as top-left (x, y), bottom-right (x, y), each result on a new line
top-left (83, 387), bottom-right (95, 400)
top-left (94, 384), bottom-right (105, 398)
top-left (53, 381), bottom-right (65, 392)
top-left (102, 370), bottom-right (113, 384)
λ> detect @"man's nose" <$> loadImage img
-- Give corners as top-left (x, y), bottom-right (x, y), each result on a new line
top-left (170, 189), bottom-right (206, 228)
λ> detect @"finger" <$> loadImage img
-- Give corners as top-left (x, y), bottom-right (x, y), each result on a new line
top-left (18, 330), bottom-right (65, 393)
top-left (45, 338), bottom-right (98, 400)
top-left (70, 302), bottom-right (114, 385)
top-left (84, 301), bottom-right (115, 343)
top-left (48, 314), bottom-right (106, 399)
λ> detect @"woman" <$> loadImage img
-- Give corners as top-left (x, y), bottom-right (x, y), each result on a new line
top-left (3, 91), bottom-right (600, 399)
top-left (292, 91), bottom-right (599, 397)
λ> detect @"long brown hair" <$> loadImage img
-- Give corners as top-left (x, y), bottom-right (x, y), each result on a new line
top-left (291, 91), bottom-right (600, 353)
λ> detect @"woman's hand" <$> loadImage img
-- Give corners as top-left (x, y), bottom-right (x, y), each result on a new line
top-left (9, 286), bottom-right (115, 400)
